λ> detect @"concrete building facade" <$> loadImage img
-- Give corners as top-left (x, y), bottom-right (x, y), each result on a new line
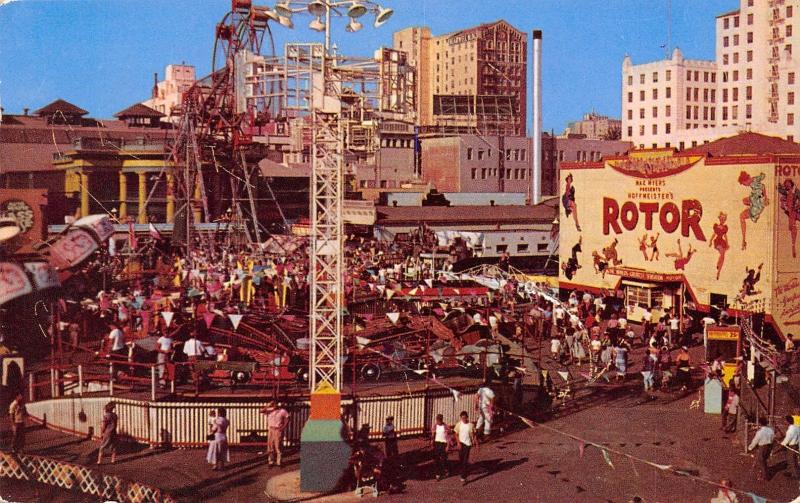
top-left (622, 48), bottom-right (718, 149)
top-left (143, 64), bottom-right (196, 122)
top-left (564, 112), bottom-right (622, 140)
top-left (394, 20), bottom-right (527, 136)
top-left (420, 134), bottom-right (632, 197)
top-left (622, 0), bottom-right (800, 149)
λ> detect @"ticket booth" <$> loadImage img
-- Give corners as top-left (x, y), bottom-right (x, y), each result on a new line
top-left (704, 325), bottom-right (741, 386)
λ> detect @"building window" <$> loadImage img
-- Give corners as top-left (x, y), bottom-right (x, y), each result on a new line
top-left (652, 88), bottom-right (657, 99)
top-left (694, 88), bottom-right (699, 101)
top-left (790, 113), bottom-right (796, 126)
top-left (724, 18), bottom-right (729, 29)
top-left (789, 5), bottom-right (794, 17)
top-left (665, 105), bottom-right (671, 117)
top-left (666, 123), bottom-right (671, 134)
top-left (790, 72), bottom-right (796, 85)
top-left (746, 104), bottom-right (752, 119)
top-left (627, 126), bottom-right (633, 137)
top-left (639, 90), bottom-right (645, 101)
top-left (703, 107), bottom-right (708, 120)
top-left (471, 168), bottom-right (477, 179)
top-left (686, 87), bottom-right (692, 101)
top-left (733, 70), bottom-right (739, 81)
top-left (666, 70), bottom-right (671, 81)
top-left (733, 34), bottom-right (739, 46)
top-left (704, 88), bottom-right (709, 101)
top-left (788, 25), bottom-right (794, 37)
top-left (640, 74), bottom-right (645, 84)
top-left (747, 50), bottom-right (753, 62)
top-left (666, 87), bottom-right (671, 98)
top-left (627, 109), bottom-right (633, 120)
top-left (652, 71), bottom-right (658, 83)
top-left (711, 108), bottom-right (716, 120)
top-left (640, 108), bottom-right (645, 119)
top-left (732, 105), bottom-right (738, 120)
top-left (733, 52), bottom-right (739, 64)
top-left (652, 106), bottom-right (658, 118)
top-left (686, 70), bottom-right (691, 81)
top-left (639, 125), bottom-right (645, 136)
top-left (733, 88), bottom-right (739, 100)
top-left (723, 36), bottom-right (729, 47)
top-left (628, 75), bottom-right (633, 85)
top-left (723, 54), bottom-right (729, 65)
top-left (723, 107), bottom-right (728, 120)
top-left (786, 44), bottom-right (793, 58)
top-left (734, 16), bottom-right (739, 28)
top-left (481, 168), bottom-right (486, 179)
top-left (747, 32), bottom-right (753, 43)
top-left (723, 71), bottom-right (729, 82)
top-left (516, 244), bottom-right (529, 253)
top-left (628, 92), bottom-right (633, 103)
top-left (652, 124), bottom-right (657, 134)
top-left (746, 68), bottom-right (753, 80)
top-left (467, 147), bottom-right (473, 160)
top-left (520, 149), bottom-right (527, 161)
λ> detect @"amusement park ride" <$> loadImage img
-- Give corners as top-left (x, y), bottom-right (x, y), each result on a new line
top-left (167, 0), bottom-right (401, 490)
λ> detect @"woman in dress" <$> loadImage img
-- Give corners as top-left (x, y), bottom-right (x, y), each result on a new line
top-left (562, 174), bottom-right (581, 232)
top-left (709, 212), bottom-right (730, 280)
top-left (97, 402), bottom-right (118, 465)
top-left (638, 233), bottom-right (649, 261)
top-left (738, 171), bottom-right (768, 250)
top-left (207, 407), bottom-right (230, 471)
top-left (778, 178), bottom-right (799, 258)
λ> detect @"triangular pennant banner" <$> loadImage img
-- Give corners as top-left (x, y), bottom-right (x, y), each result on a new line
top-left (425, 278), bottom-right (433, 288)
top-left (602, 449), bottom-right (614, 469)
top-left (557, 371), bottom-right (570, 382)
top-left (387, 312), bottom-right (400, 324)
top-left (228, 314), bottom-right (244, 331)
top-left (386, 289), bottom-right (396, 301)
top-left (408, 288), bottom-right (418, 296)
top-left (161, 311), bottom-right (174, 328)
top-left (419, 285), bottom-right (427, 293)
top-left (451, 389), bottom-right (460, 402)
top-left (203, 312), bottom-right (216, 329)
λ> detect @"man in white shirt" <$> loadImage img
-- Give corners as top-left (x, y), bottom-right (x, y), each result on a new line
top-left (183, 330), bottom-right (205, 395)
top-left (454, 411), bottom-right (477, 484)
top-left (782, 415), bottom-right (800, 479)
top-left (430, 413), bottom-right (451, 481)
top-left (747, 417), bottom-right (775, 481)
top-left (553, 305), bottom-right (566, 328)
top-left (108, 323), bottom-right (125, 355)
top-left (475, 383), bottom-right (495, 437)
top-left (156, 331), bottom-right (173, 384)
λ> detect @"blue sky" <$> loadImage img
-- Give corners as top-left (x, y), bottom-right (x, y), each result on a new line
top-left (0, 0), bottom-right (737, 132)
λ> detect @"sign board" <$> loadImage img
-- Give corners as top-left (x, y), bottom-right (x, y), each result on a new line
top-left (0, 189), bottom-right (46, 254)
top-left (0, 262), bottom-right (33, 305)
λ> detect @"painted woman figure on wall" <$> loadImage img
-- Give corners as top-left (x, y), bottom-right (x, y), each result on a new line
top-left (709, 212), bottom-right (730, 280)
top-left (778, 178), bottom-right (800, 258)
top-left (638, 233), bottom-right (649, 261)
top-left (562, 174), bottom-right (581, 232)
top-left (738, 171), bottom-right (768, 250)
top-left (666, 239), bottom-right (696, 271)
top-left (561, 237), bottom-right (582, 280)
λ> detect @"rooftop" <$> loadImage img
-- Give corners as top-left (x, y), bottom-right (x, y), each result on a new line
top-left (683, 132), bottom-right (800, 157)
top-left (114, 103), bottom-right (165, 119)
top-left (33, 99), bottom-right (88, 117)
top-left (376, 197), bottom-right (557, 225)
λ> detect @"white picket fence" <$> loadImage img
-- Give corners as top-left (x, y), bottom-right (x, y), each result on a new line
top-left (26, 387), bottom-right (480, 447)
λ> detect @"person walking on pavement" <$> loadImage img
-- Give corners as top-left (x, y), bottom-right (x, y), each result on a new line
top-left (97, 402), bottom-right (118, 465)
top-left (431, 414), bottom-right (452, 481)
top-left (781, 415), bottom-right (800, 479)
top-left (260, 401), bottom-right (289, 467)
top-left (8, 393), bottom-right (27, 453)
top-left (475, 381), bottom-right (495, 438)
top-left (747, 416), bottom-right (775, 481)
top-left (155, 330), bottom-right (173, 387)
top-left (721, 386), bottom-right (740, 433)
top-left (454, 411), bottom-right (478, 485)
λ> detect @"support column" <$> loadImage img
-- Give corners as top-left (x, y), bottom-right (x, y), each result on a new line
top-left (80, 172), bottom-right (90, 218)
top-left (118, 172), bottom-right (128, 219)
top-left (166, 172), bottom-right (175, 223)
top-left (137, 171), bottom-right (147, 224)
top-left (192, 177), bottom-right (202, 223)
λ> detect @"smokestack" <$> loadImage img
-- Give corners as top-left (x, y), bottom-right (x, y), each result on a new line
top-left (23, 108), bottom-right (29, 116)
top-left (531, 30), bottom-right (543, 205)
top-left (152, 72), bottom-right (159, 99)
